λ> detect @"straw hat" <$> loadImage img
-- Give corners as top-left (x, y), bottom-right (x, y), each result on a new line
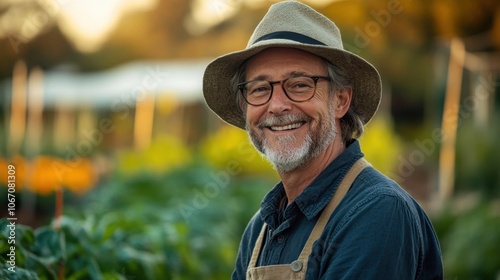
top-left (203, 1), bottom-right (381, 129)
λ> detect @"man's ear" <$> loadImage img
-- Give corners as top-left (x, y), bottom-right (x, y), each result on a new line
top-left (334, 87), bottom-right (352, 119)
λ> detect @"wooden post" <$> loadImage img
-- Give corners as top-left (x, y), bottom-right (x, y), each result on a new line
top-left (8, 61), bottom-right (28, 156)
top-left (53, 102), bottom-right (75, 151)
top-left (19, 66), bottom-right (44, 227)
top-left (439, 38), bottom-right (465, 203)
top-left (26, 67), bottom-right (44, 156)
top-left (134, 94), bottom-right (156, 150)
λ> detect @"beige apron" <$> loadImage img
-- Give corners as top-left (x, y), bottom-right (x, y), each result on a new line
top-left (246, 158), bottom-right (370, 280)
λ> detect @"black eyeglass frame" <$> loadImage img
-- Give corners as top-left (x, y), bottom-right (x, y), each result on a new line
top-left (237, 75), bottom-right (332, 106)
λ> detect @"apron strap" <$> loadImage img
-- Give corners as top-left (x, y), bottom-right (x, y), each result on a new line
top-left (247, 157), bottom-right (371, 271)
top-left (248, 222), bottom-right (268, 269)
top-left (297, 158), bottom-right (371, 261)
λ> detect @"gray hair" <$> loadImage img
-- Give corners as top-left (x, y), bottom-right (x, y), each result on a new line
top-left (325, 62), bottom-right (364, 144)
top-left (230, 63), bottom-right (248, 114)
top-left (230, 57), bottom-right (365, 144)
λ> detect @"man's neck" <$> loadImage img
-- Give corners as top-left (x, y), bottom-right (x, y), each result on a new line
top-left (279, 138), bottom-right (346, 205)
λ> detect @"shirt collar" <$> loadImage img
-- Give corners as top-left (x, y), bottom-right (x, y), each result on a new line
top-left (260, 140), bottom-right (364, 224)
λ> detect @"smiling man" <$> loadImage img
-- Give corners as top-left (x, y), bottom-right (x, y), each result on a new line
top-left (243, 48), bottom-right (347, 202)
top-left (203, 1), bottom-right (443, 280)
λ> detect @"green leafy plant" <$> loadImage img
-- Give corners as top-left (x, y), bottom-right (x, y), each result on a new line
top-left (432, 196), bottom-right (500, 279)
top-left (455, 117), bottom-right (500, 196)
top-left (1, 161), bottom-right (273, 279)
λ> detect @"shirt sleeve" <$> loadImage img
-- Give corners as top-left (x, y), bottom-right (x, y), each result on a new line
top-left (312, 187), bottom-right (432, 280)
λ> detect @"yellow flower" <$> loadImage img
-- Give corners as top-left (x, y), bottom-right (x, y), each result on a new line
top-left (359, 115), bottom-right (403, 179)
top-left (201, 125), bottom-right (276, 178)
top-left (117, 134), bottom-right (192, 174)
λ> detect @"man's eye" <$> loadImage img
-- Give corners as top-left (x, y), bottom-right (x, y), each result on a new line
top-left (253, 87), bottom-right (269, 92)
top-left (287, 82), bottom-right (313, 93)
top-left (248, 84), bottom-right (270, 95)
top-left (292, 83), bottom-right (310, 88)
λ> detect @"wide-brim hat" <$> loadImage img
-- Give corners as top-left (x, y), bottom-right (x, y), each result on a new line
top-left (203, 1), bottom-right (382, 129)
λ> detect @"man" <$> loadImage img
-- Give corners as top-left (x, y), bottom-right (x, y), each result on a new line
top-left (203, 1), bottom-right (443, 279)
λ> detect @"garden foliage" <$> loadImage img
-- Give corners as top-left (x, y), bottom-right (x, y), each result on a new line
top-left (1, 122), bottom-right (499, 279)
top-left (1, 162), bottom-right (273, 279)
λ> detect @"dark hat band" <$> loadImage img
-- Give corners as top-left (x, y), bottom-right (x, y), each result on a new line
top-left (254, 31), bottom-right (326, 46)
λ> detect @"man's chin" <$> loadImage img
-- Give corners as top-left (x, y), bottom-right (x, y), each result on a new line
top-left (262, 145), bottom-right (310, 172)
top-left (269, 157), bottom-right (307, 173)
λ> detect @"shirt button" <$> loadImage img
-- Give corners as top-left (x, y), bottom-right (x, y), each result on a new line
top-left (290, 260), bottom-right (303, 272)
top-left (277, 235), bottom-right (285, 243)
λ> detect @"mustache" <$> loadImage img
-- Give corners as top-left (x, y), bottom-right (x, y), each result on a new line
top-left (257, 113), bottom-right (311, 128)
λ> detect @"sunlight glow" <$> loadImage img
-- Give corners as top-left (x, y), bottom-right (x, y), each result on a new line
top-left (186, 0), bottom-right (343, 35)
top-left (186, 0), bottom-right (240, 35)
top-left (56, 0), bottom-right (157, 52)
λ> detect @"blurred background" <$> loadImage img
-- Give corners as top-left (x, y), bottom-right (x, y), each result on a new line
top-left (0, 0), bottom-right (499, 279)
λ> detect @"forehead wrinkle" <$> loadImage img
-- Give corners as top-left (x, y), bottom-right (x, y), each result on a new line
top-left (247, 74), bottom-right (272, 82)
top-left (245, 48), bottom-right (328, 81)
top-left (247, 71), bottom-right (322, 82)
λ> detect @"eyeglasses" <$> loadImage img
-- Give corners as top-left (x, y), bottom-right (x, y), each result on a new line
top-left (237, 75), bottom-right (331, 106)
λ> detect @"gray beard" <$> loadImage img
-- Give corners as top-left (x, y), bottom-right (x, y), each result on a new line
top-left (247, 105), bottom-right (337, 173)
top-left (262, 132), bottom-right (313, 173)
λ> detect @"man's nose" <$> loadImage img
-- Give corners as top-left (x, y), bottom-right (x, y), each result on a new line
top-left (267, 84), bottom-right (292, 114)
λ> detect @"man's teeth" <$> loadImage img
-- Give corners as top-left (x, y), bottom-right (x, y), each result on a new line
top-left (270, 122), bottom-right (303, 131)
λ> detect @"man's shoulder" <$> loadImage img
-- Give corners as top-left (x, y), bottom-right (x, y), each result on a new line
top-left (354, 166), bottom-right (414, 201)
top-left (341, 165), bottom-right (430, 222)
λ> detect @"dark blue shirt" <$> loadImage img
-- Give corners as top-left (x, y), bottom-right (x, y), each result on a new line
top-left (232, 140), bottom-right (443, 279)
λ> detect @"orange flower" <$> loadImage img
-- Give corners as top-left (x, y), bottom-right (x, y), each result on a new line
top-left (60, 158), bottom-right (97, 195)
top-left (29, 156), bottom-right (62, 195)
top-left (1, 155), bottom-right (97, 196)
top-left (0, 155), bottom-right (27, 190)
